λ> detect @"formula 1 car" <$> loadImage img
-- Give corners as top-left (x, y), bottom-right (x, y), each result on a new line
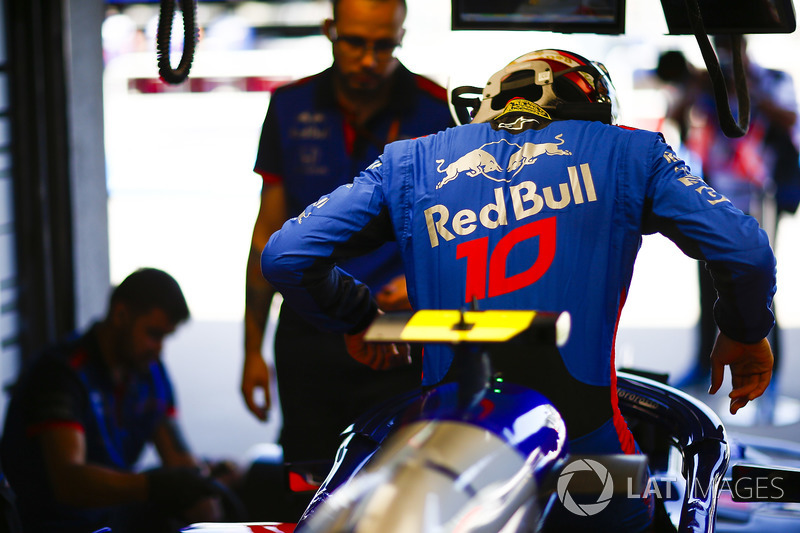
top-left (183, 310), bottom-right (800, 533)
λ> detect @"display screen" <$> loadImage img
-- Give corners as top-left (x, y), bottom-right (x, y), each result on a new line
top-left (659, 0), bottom-right (796, 34)
top-left (451, 0), bottom-right (626, 34)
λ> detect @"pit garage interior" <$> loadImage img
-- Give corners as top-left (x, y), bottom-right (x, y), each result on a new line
top-left (1, 0), bottom-right (800, 499)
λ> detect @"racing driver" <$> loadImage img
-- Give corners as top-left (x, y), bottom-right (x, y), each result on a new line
top-left (259, 49), bottom-right (776, 531)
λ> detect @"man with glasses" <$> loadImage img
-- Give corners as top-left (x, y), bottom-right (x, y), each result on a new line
top-left (241, 0), bottom-right (453, 469)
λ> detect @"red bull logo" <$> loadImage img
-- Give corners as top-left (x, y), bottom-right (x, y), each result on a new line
top-left (435, 136), bottom-right (573, 188)
top-left (425, 163), bottom-right (597, 248)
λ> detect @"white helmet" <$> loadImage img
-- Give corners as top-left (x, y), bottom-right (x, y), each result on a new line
top-left (452, 49), bottom-right (619, 125)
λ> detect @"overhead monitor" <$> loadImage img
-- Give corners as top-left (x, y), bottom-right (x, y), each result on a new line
top-left (452, 0), bottom-right (796, 35)
top-left (660, 0), bottom-right (796, 34)
top-left (451, 0), bottom-right (626, 34)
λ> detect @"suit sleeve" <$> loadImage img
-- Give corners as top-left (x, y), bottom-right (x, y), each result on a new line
top-left (261, 160), bottom-right (394, 333)
top-left (641, 137), bottom-right (776, 344)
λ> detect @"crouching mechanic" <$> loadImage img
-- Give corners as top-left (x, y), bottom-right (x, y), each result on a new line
top-left (1, 268), bottom-right (224, 533)
top-left (260, 50), bottom-right (776, 531)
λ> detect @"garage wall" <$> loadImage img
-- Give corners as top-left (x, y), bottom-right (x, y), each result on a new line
top-left (0, 0), bottom-right (109, 424)
top-left (65, 0), bottom-right (110, 329)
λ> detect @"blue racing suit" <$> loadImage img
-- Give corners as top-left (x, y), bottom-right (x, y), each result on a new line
top-left (262, 116), bottom-right (776, 529)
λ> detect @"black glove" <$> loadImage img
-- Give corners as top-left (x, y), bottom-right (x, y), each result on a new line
top-left (145, 467), bottom-right (220, 512)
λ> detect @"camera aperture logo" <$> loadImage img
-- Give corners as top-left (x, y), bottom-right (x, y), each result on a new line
top-left (557, 458), bottom-right (614, 516)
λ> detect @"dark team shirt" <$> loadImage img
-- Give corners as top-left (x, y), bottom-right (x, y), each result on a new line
top-left (0, 324), bottom-right (176, 532)
top-left (254, 63), bottom-right (453, 292)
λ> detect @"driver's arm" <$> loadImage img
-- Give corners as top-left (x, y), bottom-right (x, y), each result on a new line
top-left (643, 137), bottom-right (776, 409)
top-left (261, 167), bottom-right (392, 334)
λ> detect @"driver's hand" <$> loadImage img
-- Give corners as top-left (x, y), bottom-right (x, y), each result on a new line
top-left (241, 353), bottom-right (271, 421)
top-left (375, 275), bottom-right (412, 312)
top-left (344, 321), bottom-right (411, 371)
top-left (708, 332), bottom-right (773, 415)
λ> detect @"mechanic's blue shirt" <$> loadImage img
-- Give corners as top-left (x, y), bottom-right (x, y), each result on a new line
top-left (0, 324), bottom-right (176, 531)
top-left (254, 64), bottom-right (453, 292)
top-left (262, 118), bottom-right (776, 388)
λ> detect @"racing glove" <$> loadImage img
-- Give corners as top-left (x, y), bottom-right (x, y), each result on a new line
top-left (145, 466), bottom-right (221, 512)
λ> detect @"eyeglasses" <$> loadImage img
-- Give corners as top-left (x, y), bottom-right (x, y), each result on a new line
top-left (333, 35), bottom-right (400, 60)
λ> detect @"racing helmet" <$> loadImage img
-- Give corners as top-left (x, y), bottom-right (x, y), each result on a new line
top-left (458, 49), bottom-right (619, 125)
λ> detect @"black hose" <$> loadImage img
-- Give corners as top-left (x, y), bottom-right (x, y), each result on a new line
top-left (683, 0), bottom-right (750, 138)
top-left (157, 0), bottom-right (197, 85)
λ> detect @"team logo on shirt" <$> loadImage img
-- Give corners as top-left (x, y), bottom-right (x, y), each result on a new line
top-left (290, 112), bottom-right (329, 141)
top-left (425, 164), bottom-right (598, 248)
top-left (435, 136), bottom-right (573, 189)
top-left (663, 150), bottom-right (730, 206)
top-left (496, 115), bottom-right (539, 132)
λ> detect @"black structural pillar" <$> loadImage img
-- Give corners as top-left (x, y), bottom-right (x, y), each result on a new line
top-left (5, 0), bottom-right (75, 362)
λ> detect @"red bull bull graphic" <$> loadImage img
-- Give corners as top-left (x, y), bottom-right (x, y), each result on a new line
top-left (435, 136), bottom-right (573, 189)
top-left (508, 134), bottom-right (572, 177)
top-left (435, 148), bottom-right (504, 189)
